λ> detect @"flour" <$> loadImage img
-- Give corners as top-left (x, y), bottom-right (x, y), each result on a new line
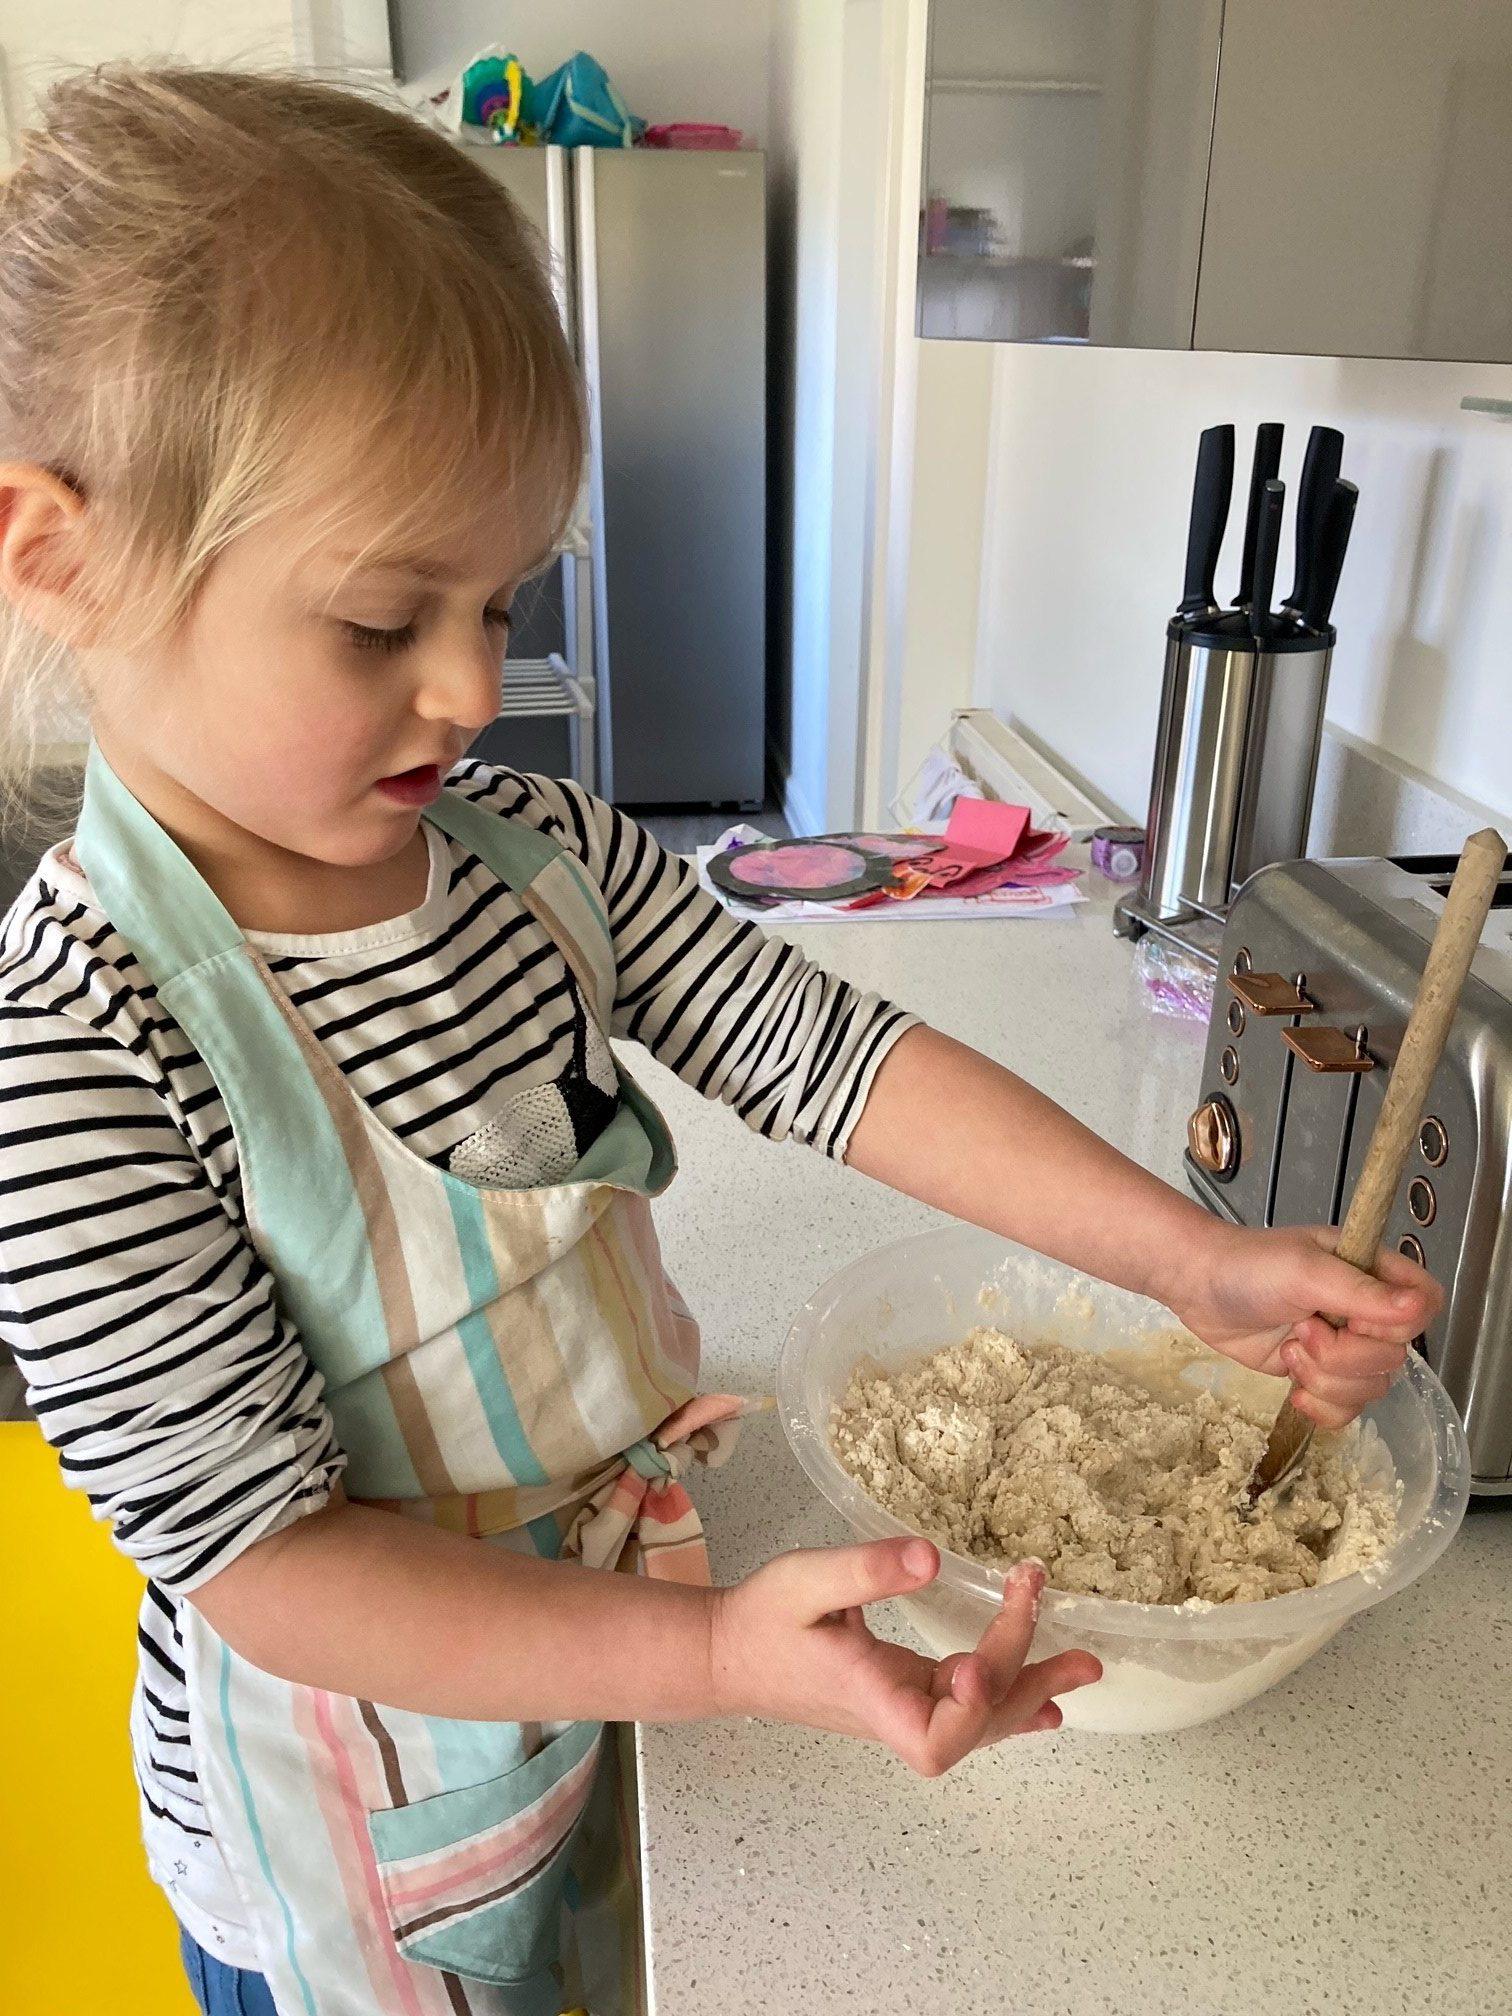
top-left (831, 1327), bottom-right (1397, 1606)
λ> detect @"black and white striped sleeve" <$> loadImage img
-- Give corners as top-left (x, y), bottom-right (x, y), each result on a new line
top-left (461, 767), bottom-right (920, 1161)
top-left (0, 1004), bottom-right (344, 1592)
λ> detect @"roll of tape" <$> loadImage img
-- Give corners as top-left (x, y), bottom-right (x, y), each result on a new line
top-left (1091, 825), bottom-right (1145, 883)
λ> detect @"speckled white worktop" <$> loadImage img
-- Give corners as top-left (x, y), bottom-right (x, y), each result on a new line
top-left (631, 858), bottom-right (1512, 2016)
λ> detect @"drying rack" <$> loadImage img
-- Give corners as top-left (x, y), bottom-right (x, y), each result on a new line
top-left (498, 519), bottom-right (597, 791)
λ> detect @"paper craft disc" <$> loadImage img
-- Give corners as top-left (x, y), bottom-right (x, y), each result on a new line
top-left (709, 840), bottom-right (896, 903)
top-left (839, 833), bottom-right (942, 861)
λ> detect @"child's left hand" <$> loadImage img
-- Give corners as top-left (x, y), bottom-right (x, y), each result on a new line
top-left (1165, 1222), bottom-right (1444, 1429)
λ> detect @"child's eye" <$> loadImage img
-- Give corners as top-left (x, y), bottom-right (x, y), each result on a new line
top-left (345, 620), bottom-right (417, 653)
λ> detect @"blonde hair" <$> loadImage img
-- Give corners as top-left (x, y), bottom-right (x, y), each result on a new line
top-left (0, 63), bottom-right (585, 822)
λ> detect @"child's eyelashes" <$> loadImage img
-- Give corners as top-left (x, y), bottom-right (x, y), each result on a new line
top-left (345, 620), bottom-right (417, 653)
top-left (341, 608), bottom-right (513, 655)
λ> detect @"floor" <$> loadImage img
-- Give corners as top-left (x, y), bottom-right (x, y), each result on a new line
top-left (633, 803), bottom-right (791, 854)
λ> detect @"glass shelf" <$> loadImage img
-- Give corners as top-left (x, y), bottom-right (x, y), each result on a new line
top-left (929, 77), bottom-right (1102, 96)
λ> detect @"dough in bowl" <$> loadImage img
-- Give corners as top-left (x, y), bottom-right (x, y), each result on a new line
top-left (831, 1327), bottom-right (1398, 1605)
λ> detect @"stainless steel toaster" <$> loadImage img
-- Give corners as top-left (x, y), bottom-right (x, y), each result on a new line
top-left (1184, 853), bottom-right (1512, 1493)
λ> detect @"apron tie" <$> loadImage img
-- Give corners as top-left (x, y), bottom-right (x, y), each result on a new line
top-left (562, 1393), bottom-right (773, 1585)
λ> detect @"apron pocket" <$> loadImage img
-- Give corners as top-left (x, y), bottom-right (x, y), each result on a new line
top-left (367, 1718), bottom-right (603, 1986)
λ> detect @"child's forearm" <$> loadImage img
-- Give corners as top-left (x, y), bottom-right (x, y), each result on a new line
top-left (190, 1494), bottom-right (719, 1724)
top-left (846, 1023), bottom-right (1218, 1309)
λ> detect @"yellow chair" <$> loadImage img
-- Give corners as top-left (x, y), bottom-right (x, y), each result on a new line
top-left (1, 1423), bottom-right (196, 2016)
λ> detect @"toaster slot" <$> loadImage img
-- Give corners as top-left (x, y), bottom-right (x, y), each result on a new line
top-left (1269, 1048), bottom-right (1366, 1230)
top-left (1336, 1059), bottom-right (1387, 1224)
top-left (1197, 966), bottom-right (1315, 1229)
top-left (1431, 879), bottom-right (1512, 910)
top-left (1397, 851), bottom-right (1512, 907)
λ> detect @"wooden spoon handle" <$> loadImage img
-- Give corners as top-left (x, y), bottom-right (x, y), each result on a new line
top-left (1334, 825), bottom-right (1506, 1269)
top-left (1248, 826), bottom-right (1507, 1499)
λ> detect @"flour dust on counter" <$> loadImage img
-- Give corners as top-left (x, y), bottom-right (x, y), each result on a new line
top-left (831, 1327), bottom-right (1398, 1606)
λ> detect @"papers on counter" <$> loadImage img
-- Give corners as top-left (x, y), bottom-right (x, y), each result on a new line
top-left (695, 824), bottom-right (1085, 923)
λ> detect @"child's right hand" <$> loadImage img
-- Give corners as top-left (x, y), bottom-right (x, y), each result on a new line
top-left (707, 1538), bottom-right (1101, 1777)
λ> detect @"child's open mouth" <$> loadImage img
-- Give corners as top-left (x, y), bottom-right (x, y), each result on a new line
top-left (376, 763), bottom-right (443, 807)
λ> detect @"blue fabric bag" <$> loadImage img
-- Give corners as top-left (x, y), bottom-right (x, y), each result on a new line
top-left (534, 52), bottom-right (643, 148)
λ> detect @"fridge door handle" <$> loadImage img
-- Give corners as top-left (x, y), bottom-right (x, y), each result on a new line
top-left (547, 145), bottom-right (596, 794)
top-left (574, 148), bottom-right (615, 801)
top-left (543, 144), bottom-right (573, 342)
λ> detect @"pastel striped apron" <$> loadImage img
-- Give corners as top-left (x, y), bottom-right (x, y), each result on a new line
top-left (76, 751), bottom-right (749, 2016)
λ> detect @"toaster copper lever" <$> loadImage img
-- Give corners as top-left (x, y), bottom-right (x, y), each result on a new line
top-left (1226, 970), bottom-right (1317, 1017)
top-left (1281, 1025), bottom-right (1376, 1073)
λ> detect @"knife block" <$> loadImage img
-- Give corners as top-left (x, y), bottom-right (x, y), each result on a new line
top-left (1116, 620), bottom-right (1332, 935)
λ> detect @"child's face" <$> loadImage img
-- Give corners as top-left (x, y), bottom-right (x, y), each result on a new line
top-left (93, 482), bottom-right (541, 869)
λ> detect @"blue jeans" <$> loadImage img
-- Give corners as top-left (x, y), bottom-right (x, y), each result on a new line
top-left (179, 1926), bottom-right (278, 2016)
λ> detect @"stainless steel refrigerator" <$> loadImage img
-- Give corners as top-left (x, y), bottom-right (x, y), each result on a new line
top-left (471, 145), bottom-right (766, 808)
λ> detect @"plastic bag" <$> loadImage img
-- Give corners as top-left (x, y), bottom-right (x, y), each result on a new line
top-left (429, 44), bottom-right (537, 144)
top-left (1135, 935), bottom-right (1216, 1022)
top-left (430, 46), bottom-right (643, 151)
top-left (889, 744), bottom-right (980, 827)
top-left (459, 51), bottom-right (530, 142)
top-left (533, 52), bottom-right (643, 148)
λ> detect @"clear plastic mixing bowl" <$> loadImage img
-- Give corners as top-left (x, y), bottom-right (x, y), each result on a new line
top-left (778, 1224), bottom-right (1470, 1733)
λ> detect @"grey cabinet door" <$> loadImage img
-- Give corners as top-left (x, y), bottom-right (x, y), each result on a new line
top-left (1194, 0), bottom-right (1512, 362)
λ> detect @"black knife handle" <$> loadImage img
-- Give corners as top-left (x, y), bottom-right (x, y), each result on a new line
top-left (1285, 424), bottom-right (1345, 612)
top-left (1180, 423), bottom-right (1235, 616)
top-left (1237, 421), bottom-right (1284, 607)
top-left (1249, 479), bottom-right (1285, 642)
top-left (1301, 479), bottom-right (1359, 632)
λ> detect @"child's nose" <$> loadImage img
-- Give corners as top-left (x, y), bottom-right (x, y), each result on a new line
top-left (415, 637), bottom-right (502, 733)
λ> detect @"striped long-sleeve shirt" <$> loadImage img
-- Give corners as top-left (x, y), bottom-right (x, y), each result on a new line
top-left (0, 760), bottom-right (917, 1958)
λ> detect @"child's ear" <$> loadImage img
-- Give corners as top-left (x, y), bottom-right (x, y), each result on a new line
top-left (0, 463), bottom-right (101, 646)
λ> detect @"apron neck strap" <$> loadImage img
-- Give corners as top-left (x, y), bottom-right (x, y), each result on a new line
top-left (421, 784), bottom-right (564, 891)
top-left (75, 745), bottom-right (246, 993)
top-left (75, 749), bottom-right (574, 997)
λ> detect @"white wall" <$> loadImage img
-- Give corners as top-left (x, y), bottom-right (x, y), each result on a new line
top-left (888, 342), bottom-right (1512, 831)
top-left (0, 4), bottom-right (390, 155)
top-left (892, 340), bottom-right (992, 803)
top-left (393, 1), bottom-right (773, 138)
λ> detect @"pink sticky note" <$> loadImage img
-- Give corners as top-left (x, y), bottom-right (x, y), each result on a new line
top-left (945, 796), bottom-right (1030, 865)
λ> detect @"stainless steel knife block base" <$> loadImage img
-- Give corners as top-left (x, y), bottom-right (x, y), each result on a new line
top-left (1113, 887), bottom-right (1210, 948)
top-left (1129, 621), bottom-right (1332, 931)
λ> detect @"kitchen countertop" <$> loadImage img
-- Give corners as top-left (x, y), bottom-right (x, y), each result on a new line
top-left (632, 859), bottom-right (1512, 2016)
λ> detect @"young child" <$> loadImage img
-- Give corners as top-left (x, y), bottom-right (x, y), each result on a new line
top-left (0, 67), bottom-right (1437, 2016)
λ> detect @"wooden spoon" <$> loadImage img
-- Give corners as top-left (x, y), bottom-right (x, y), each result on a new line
top-left (1243, 825), bottom-right (1507, 1506)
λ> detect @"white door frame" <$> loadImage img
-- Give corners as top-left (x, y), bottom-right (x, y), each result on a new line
top-left (822, 0), bottom-right (889, 830)
top-left (830, 0), bottom-right (928, 828)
